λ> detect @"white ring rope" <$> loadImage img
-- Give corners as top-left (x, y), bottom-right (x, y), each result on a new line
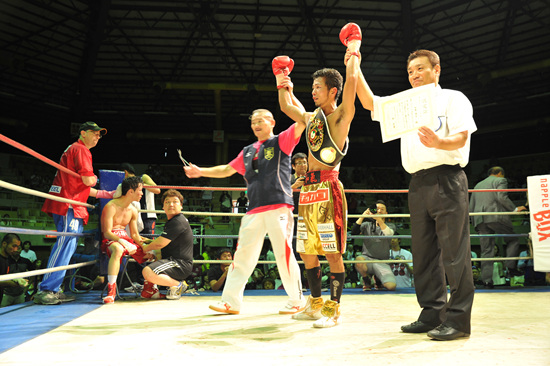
top-left (139, 209), bottom-right (530, 218)
top-left (0, 175), bottom-right (533, 285)
top-left (0, 178), bottom-right (528, 218)
top-left (0, 226), bottom-right (92, 237)
top-left (0, 179), bottom-right (94, 209)
top-left (0, 260), bottom-right (97, 281)
top-left (1, 255), bottom-right (531, 283)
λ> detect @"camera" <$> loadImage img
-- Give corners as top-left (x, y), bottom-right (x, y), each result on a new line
top-left (365, 204), bottom-right (378, 222)
top-left (369, 204), bottom-right (378, 213)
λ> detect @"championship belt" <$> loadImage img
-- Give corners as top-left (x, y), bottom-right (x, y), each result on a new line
top-left (306, 108), bottom-right (348, 167)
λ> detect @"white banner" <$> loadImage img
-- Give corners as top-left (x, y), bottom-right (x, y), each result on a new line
top-left (374, 84), bottom-right (437, 143)
top-left (527, 174), bottom-right (550, 271)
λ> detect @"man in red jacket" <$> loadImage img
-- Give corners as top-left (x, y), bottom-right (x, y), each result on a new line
top-left (35, 121), bottom-right (110, 305)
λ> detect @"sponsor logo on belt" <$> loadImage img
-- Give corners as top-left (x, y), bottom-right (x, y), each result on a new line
top-left (299, 188), bottom-right (329, 205)
top-left (49, 185), bottom-right (62, 194)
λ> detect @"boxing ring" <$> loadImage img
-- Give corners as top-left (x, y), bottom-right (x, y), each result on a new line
top-left (1, 134), bottom-right (549, 365)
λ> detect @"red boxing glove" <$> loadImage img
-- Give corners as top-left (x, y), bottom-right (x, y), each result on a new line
top-left (272, 56), bottom-right (294, 76)
top-left (339, 23), bottom-right (362, 47)
top-left (96, 189), bottom-right (115, 199)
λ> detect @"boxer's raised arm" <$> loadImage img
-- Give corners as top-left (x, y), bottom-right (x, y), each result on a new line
top-left (278, 85), bottom-right (309, 125)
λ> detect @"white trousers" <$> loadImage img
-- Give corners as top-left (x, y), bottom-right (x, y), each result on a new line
top-left (222, 207), bottom-right (303, 311)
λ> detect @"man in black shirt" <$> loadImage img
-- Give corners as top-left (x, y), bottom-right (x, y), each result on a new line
top-left (140, 189), bottom-right (194, 300)
top-left (207, 249), bottom-right (232, 292)
top-left (290, 152), bottom-right (308, 214)
top-left (1, 233), bottom-right (35, 307)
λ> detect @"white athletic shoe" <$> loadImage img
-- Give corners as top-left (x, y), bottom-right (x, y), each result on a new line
top-left (291, 295), bottom-right (323, 320)
top-left (313, 299), bottom-right (340, 328)
top-left (166, 281), bottom-right (188, 300)
top-left (209, 301), bottom-right (240, 315)
top-left (279, 301), bottom-right (305, 315)
top-left (124, 282), bottom-right (144, 293)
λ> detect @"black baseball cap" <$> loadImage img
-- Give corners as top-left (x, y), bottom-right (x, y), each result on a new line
top-left (79, 121), bottom-right (107, 136)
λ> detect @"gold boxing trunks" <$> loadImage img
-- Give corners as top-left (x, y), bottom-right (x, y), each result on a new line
top-left (296, 170), bottom-right (347, 255)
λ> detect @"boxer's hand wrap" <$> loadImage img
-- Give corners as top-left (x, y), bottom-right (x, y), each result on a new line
top-left (272, 56), bottom-right (294, 89)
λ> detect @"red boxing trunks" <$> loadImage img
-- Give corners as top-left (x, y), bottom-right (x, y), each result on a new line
top-left (101, 229), bottom-right (148, 264)
top-left (296, 170), bottom-right (347, 255)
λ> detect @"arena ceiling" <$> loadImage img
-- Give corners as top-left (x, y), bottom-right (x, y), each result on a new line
top-left (1, 0), bottom-right (549, 169)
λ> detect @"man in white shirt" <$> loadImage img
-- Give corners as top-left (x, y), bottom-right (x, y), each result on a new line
top-left (20, 241), bottom-right (37, 263)
top-left (389, 237), bottom-right (413, 288)
top-left (352, 49), bottom-right (476, 341)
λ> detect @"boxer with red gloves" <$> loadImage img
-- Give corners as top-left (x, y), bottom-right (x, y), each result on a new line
top-left (275, 23), bottom-right (362, 328)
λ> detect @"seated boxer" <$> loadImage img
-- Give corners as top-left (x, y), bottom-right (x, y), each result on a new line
top-left (100, 176), bottom-right (154, 304)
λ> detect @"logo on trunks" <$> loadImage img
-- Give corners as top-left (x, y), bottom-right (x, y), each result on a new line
top-left (264, 147), bottom-right (274, 160)
top-left (299, 188), bottom-right (329, 205)
top-left (49, 185), bottom-right (61, 194)
top-left (297, 239), bottom-right (305, 252)
top-left (319, 232), bottom-right (335, 242)
top-left (297, 222), bottom-right (307, 231)
top-left (297, 231), bottom-right (308, 240)
top-left (317, 223), bottom-right (334, 232)
top-left (322, 242), bottom-right (337, 252)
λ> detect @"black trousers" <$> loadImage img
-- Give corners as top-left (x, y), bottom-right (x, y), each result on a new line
top-left (408, 165), bottom-right (475, 334)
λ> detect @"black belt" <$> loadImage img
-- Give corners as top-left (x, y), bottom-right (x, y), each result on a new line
top-left (411, 164), bottom-right (461, 177)
top-left (304, 170), bottom-right (339, 185)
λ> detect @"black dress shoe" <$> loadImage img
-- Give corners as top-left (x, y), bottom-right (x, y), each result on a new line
top-left (427, 324), bottom-right (470, 341)
top-left (483, 282), bottom-right (494, 289)
top-left (401, 321), bottom-right (435, 333)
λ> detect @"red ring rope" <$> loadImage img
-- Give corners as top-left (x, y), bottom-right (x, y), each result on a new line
top-left (0, 133), bottom-right (80, 178)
